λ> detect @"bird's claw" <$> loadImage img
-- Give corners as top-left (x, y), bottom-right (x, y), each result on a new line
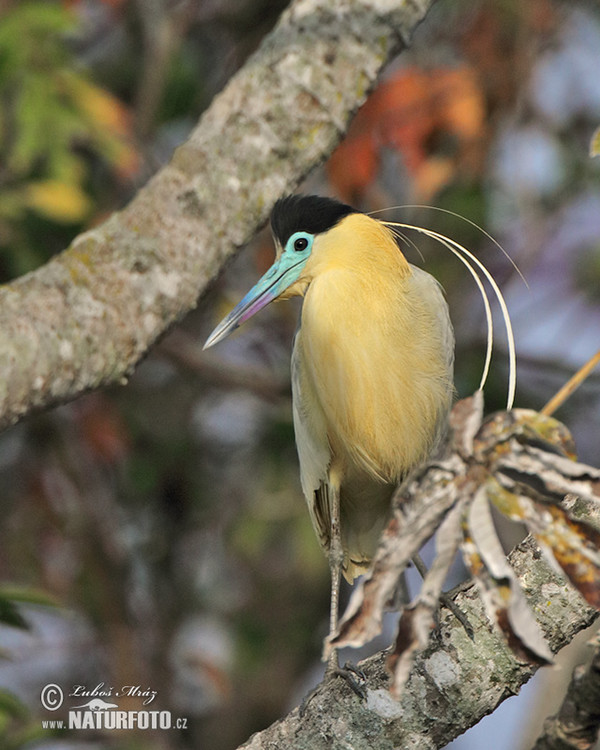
top-left (440, 592), bottom-right (474, 640)
top-left (331, 661), bottom-right (368, 699)
top-left (299, 661), bottom-right (367, 716)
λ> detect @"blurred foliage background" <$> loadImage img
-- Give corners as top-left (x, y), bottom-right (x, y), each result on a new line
top-left (0, 1), bottom-right (599, 749)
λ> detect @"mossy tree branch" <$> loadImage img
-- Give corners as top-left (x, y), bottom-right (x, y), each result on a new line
top-left (237, 515), bottom-right (599, 750)
top-left (0, 0), bottom-right (434, 432)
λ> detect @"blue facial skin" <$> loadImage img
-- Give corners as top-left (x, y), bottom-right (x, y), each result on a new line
top-left (204, 231), bottom-right (314, 349)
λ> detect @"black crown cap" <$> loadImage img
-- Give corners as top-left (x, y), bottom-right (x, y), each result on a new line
top-left (270, 195), bottom-right (358, 247)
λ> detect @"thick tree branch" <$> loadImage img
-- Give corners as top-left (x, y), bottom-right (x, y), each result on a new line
top-left (237, 524), bottom-right (599, 750)
top-left (235, 399), bottom-right (600, 749)
top-left (0, 0), bottom-right (434, 432)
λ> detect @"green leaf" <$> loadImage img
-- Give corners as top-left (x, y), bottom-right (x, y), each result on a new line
top-left (0, 599), bottom-right (29, 630)
top-left (0, 585), bottom-right (58, 630)
top-left (0, 585), bottom-right (58, 608)
top-left (0, 690), bottom-right (28, 722)
top-left (590, 126), bottom-right (600, 157)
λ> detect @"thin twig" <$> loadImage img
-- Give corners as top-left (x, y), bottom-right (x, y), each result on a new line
top-left (541, 350), bottom-right (600, 416)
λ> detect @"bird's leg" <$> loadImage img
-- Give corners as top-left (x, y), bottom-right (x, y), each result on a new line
top-left (301, 482), bottom-right (366, 715)
top-left (325, 484), bottom-right (367, 697)
top-left (327, 482), bottom-right (343, 672)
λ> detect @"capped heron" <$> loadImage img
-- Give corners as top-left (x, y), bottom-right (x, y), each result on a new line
top-left (204, 194), bottom-right (456, 674)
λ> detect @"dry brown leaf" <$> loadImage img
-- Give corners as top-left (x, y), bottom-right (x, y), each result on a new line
top-left (330, 393), bottom-right (600, 697)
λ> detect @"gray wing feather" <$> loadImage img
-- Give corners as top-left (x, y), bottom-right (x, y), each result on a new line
top-left (291, 329), bottom-right (332, 552)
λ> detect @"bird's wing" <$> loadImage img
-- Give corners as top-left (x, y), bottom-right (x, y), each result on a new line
top-left (291, 329), bottom-right (332, 553)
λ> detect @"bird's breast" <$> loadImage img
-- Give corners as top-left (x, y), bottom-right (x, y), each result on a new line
top-left (297, 264), bottom-right (454, 483)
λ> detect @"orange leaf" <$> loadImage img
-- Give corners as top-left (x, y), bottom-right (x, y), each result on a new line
top-left (327, 65), bottom-right (485, 200)
top-left (433, 68), bottom-right (485, 141)
top-left (413, 157), bottom-right (455, 203)
top-left (327, 134), bottom-right (379, 202)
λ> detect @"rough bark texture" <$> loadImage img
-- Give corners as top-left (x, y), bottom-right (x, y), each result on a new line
top-left (265, 399), bottom-right (599, 750)
top-left (238, 533), bottom-right (598, 750)
top-left (0, 0), bottom-right (434, 432)
top-left (232, 397), bottom-right (600, 749)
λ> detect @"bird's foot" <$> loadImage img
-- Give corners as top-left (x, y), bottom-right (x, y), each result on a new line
top-left (411, 554), bottom-right (474, 640)
top-left (329, 661), bottom-right (368, 699)
top-left (439, 591), bottom-right (474, 640)
top-left (299, 660), bottom-right (367, 716)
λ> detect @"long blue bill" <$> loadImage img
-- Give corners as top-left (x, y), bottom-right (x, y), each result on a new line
top-left (203, 255), bottom-right (306, 349)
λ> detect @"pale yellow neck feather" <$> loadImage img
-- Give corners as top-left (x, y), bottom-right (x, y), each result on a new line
top-left (305, 213), bottom-right (410, 283)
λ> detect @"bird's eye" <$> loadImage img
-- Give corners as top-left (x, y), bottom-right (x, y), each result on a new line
top-left (294, 237), bottom-right (308, 252)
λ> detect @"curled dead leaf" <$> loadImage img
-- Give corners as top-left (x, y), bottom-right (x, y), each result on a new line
top-left (329, 394), bottom-right (600, 698)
